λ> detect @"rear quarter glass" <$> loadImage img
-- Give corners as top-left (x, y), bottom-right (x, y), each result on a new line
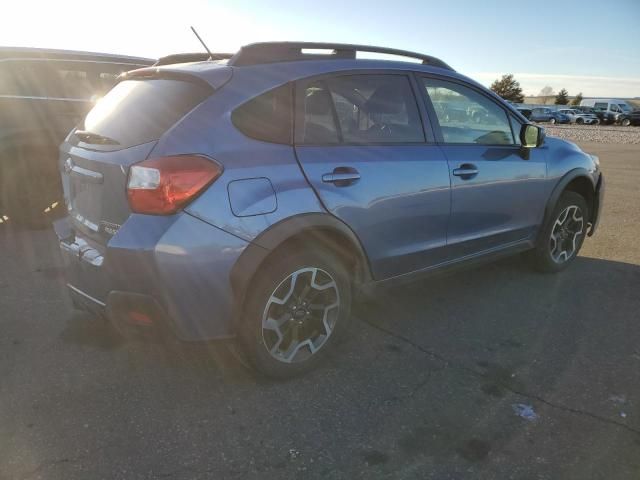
top-left (82, 79), bottom-right (212, 149)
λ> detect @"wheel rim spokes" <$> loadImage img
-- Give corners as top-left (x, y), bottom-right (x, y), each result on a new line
top-left (549, 205), bottom-right (584, 263)
top-left (261, 267), bottom-right (340, 363)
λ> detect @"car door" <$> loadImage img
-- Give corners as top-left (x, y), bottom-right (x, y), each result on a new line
top-left (294, 73), bottom-right (451, 280)
top-left (418, 76), bottom-right (548, 259)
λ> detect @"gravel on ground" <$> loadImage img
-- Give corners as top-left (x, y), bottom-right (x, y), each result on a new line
top-left (544, 124), bottom-right (640, 144)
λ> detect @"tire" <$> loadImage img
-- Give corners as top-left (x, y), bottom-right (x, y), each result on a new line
top-left (621, 118), bottom-right (631, 127)
top-left (576, 118), bottom-right (584, 125)
top-left (549, 118), bottom-right (556, 124)
top-left (238, 246), bottom-right (352, 379)
top-left (1, 142), bottom-right (64, 229)
top-left (525, 191), bottom-right (588, 273)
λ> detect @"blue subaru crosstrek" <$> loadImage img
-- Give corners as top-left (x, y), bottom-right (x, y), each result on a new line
top-left (55, 42), bottom-right (604, 378)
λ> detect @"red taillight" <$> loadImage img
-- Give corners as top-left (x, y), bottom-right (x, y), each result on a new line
top-left (127, 155), bottom-right (222, 215)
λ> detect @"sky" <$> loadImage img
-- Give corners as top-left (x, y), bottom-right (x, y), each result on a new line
top-left (2, 0), bottom-right (639, 97)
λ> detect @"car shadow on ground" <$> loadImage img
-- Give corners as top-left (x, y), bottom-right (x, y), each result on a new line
top-left (47, 254), bottom-right (640, 478)
top-left (56, 252), bottom-right (640, 397)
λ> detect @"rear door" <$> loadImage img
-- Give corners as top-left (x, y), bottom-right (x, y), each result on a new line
top-left (60, 77), bottom-right (213, 244)
top-left (294, 73), bottom-right (451, 280)
top-left (419, 76), bottom-right (547, 258)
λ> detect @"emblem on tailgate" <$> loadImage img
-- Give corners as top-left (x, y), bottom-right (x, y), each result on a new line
top-left (99, 221), bottom-right (121, 236)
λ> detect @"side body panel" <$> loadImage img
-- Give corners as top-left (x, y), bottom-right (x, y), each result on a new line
top-left (441, 144), bottom-right (549, 256)
top-left (294, 145), bottom-right (450, 279)
top-left (158, 73), bottom-right (326, 242)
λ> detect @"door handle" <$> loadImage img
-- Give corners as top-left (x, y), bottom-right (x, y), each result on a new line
top-left (322, 168), bottom-right (360, 186)
top-left (452, 164), bottom-right (478, 178)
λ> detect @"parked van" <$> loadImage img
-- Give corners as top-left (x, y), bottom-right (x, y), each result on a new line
top-left (580, 98), bottom-right (633, 124)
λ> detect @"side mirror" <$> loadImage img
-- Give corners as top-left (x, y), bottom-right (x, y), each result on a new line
top-left (520, 124), bottom-right (544, 148)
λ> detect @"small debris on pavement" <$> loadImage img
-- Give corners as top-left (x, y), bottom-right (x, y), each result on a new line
top-left (288, 449), bottom-right (301, 460)
top-left (512, 403), bottom-right (538, 421)
top-left (609, 394), bottom-right (627, 405)
top-left (620, 412), bottom-right (628, 418)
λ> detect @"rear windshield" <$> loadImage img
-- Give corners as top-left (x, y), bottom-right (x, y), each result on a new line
top-left (82, 78), bottom-right (211, 148)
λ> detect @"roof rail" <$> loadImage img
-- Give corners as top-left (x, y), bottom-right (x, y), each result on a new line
top-left (227, 42), bottom-right (454, 71)
top-left (154, 52), bottom-right (233, 66)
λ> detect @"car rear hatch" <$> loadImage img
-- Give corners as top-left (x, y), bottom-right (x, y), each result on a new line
top-left (60, 71), bottom-right (217, 244)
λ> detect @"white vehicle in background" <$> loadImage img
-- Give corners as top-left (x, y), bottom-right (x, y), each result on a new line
top-left (580, 98), bottom-right (634, 124)
top-left (558, 108), bottom-right (600, 125)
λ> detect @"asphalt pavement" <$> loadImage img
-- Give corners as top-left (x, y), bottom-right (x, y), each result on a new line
top-left (1, 142), bottom-right (639, 479)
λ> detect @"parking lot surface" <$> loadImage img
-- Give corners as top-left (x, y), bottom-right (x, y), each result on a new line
top-left (1, 143), bottom-right (639, 479)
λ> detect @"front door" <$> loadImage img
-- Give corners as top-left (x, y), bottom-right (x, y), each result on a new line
top-left (294, 73), bottom-right (451, 279)
top-left (419, 76), bottom-right (548, 259)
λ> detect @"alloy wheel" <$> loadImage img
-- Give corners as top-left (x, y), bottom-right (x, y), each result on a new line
top-left (261, 267), bottom-right (340, 363)
top-left (549, 205), bottom-right (584, 263)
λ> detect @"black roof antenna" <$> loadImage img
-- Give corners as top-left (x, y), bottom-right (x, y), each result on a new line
top-left (190, 26), bottom-right (213, 60)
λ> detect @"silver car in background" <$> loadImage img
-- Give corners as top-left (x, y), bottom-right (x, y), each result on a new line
top-left (558, 108), bottom-right (599, 125)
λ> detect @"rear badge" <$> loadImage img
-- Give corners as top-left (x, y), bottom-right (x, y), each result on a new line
top-left (100, 221), bottom-right (121, 236)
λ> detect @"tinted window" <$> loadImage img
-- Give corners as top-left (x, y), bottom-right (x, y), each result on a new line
top-left (83, 79), bottom-right (211, 148)
top-left (610, 104), bottom-right (621, 112)
top-left (300, 81), bottom-right (340, 144)
top-left (326, 75), bottom-right (424, 143)
top-left (0, 61), bottom-right (60, 97)
top-left (594, 102), bottom-right (608, 110)
top-left (299, 75), bottom-right (424, 144)
top-left (422, 78), bottom-right (514, 145)
top-left (232, 83), bottom-right (293, 144)
top-left (0, 60), bottom-right (144, 99)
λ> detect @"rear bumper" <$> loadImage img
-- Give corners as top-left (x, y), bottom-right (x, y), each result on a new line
top-left (55, 212), bottom-right (249, 340)
top-left (67, 283), bottom-right (106, 316)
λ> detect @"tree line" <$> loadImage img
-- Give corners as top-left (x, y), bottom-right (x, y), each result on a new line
top-left (490, 74), bottom-right (583, 106)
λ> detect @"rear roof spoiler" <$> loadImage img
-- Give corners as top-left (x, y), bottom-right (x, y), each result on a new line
top-left (227, 42), bottom-right (454, 71)
top-left (154, 52), bottom-right (233, 66)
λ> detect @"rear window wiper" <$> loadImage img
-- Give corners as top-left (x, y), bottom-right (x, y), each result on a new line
top-left (74, 130), bottom-right (120, 145)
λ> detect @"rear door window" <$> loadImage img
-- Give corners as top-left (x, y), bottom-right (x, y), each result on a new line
top-left (297, 74), bottom-right (424, 144)
top-left (299, 80), bottom-right (340, 144)
top-left (82, 78), bottom-right (212, 148)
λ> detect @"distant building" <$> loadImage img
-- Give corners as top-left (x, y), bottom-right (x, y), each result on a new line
top-left (524, 96), bottom-right (557, 105)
